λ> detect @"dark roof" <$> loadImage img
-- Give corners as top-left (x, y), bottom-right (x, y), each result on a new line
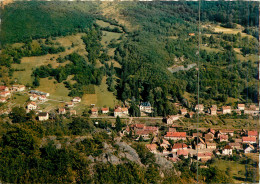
top-left (140, 102), bottom-right (151, 107)
top-left (38, 112), bottom-right (48, 116)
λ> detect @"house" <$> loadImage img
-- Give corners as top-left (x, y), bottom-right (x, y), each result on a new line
top-left (192, 132), bottom-right (202, 138)
top-left (72, 97), bottom-right (81, 103)
top-left (211, 105), bottom-right (217, 110)
top-left (101, 107), bottom-right (109, 114)
top-left (172, 143), bottom-right (188, 153)
top-left (0, 91), bottom-right (11, 98)
top-left (249, 105), bottom-right (259, 111)
top-left (210, 107), bottom-right (217, 115)
top-left (208, 128), bottom-right (215, 135)
top-left (69, 109), bottom-right (77, 116)
top-left (247, 130), bottom-right (258, 137)
top-left (169, 127), bottom-right (176, 132)
top-left (237, 104), bottom-right (245, 111)
top-left (30, 94), bottom-right (38, 101)
top-left (197, 152), bottom-right (212, 162)
top-left (66, 102), bottom-right (74, 108)
top-left (27, 102), bottom-right (37, 111)
top-left (219, 130), bottom-right (234, 137)
top-left (194, 137), bottom-right (206, 149)
top-left (244, 109), bottom-right (259, 116)
top-left (131, 124), bottom-right (145, 130)
top-left (177, 149), bottom-right (188, 158)
top-left (222, 145), bottom-right (232, 155)
top-left (29, 90), bottom-right (49, 97)
top-left (242, 136), bottom-right (256, 144)
top-left (160, 139), bottom-right (171, 150)
top-left (222, 106), bottom-right (231, 114)
top-left (244, 144), bottom-right (255, 153)
top-left (195, 104), bottom-right (204, 113)
top-left (114, 107), bottom-right (128, 117)
top-left (0, 98), bottom-right (7, 103)
top-left (11, 85), bottom-right (25, 92)
top-left (204, 133), bottom-right (214, 142)
top-left (91, 108), bottom-right (98, 116)
top-left (59, 108), bottom-right (66, 115)
top-left (164, 132), bottom-right (186, 141)
top-left (206, 143), bottom-right (216, 149)
top-left (229, 143), bottom-right (241, 150)
top-left (146, 144), bottom-right (157, 153)
top-left (0, 86), bottom-right (9, 91)
top-left (180, 108), bottom-right (187, 115)
top-left (139, 102), bottom-right (152, 113)
top-left (219, 134), bottom-right (228, 142)
top-left (188, 112), bottom-right (195, 118)
top-left (235, 138), bottom-right (242, 143)
top-left (38, 112), bottom-right (49, 121)
top-left (166, 115), bottom-right (179, 124)
top-left (38, 95), bottom-right (47, 102)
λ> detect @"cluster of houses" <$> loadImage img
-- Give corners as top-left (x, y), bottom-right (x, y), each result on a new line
top-left (125, 123), bottom-right (258, 163)
top-left (195, 103), bottom-right (260, 116)
top-left (166, 103), bottom-right (260, 125)
top-left (36, 96), bottom-right (81, 121)
top-left (0, 85), bottom-right (26, 103)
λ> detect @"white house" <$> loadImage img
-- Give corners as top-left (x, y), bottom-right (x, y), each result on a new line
top-left (38, 112), bottom-right (49, 121)
top-left (222, 106), bottom-right (231, 114)
top-left (72, 97), bottom-right (81, 103)
top-left (12, 85), bottom-right (25, 92)
top-left (237, 104), bottom-right (245, 111)
top-left (166, 115), bottom-right (179, 124)
top-left (244, 144), bottom-right (254, 153)
top-left (139, 102), bottom-right (152, 113)
top-left (101, 107), bottom-right (109, 114)
top-left (27, 102), bottom-right (37, 111)
top-left (30, 94), bottom-right (38, 101)
top-left (195, 104), bottom-right (204, 113)
top-left (222, 145), bottom-right (232, 155)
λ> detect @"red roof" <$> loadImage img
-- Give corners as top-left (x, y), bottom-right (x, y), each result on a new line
top-left (102, 107), bottom-right (109, 111)
top-left (146, 144), bottom-right (157, 151)
top-left (91, 108), bottom-right (98, 112)
top-left (144, 126), bottom-right (158, 131)
top-left (198, 152), bottom-right (212, 157)
top-left (222, 106), bottom-right (231, 110)
top-left (172, 143), bottom-right (188, 149)
top-left (177, 149), bottom-right (188, 156)
top-left (0, 86), bottom-right (7, 91)
top-left (224, 145), bottom-right (232, 149)
top-left (242, 136), bottom-right (256, 142)
top-left (165, 132), bottom-right (186, 137)
top-left (219, 135), bottom-right (228, 140)
top-left (248, 131), bottom-right (258, 136)
top-left (132, 124), bottom-right (145, 129)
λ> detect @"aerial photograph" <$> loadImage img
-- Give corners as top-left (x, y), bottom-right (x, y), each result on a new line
top-left (0, 0), bottom-right (259, 183)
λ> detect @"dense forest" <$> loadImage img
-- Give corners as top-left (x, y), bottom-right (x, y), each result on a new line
top-left (0, 1), bottom-right (259, 182)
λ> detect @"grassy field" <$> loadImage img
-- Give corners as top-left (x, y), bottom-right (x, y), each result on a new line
top-left (213, 25), bottom-right (254, 39)
top-left (11, 33), bottom-right (87, 85)
top-left (201, 45), bottom-right (222, 53)
top-left (36, 78), bottom-right (71, 102)
top-left (81, 77), bottom-right (118, 108)
top-left (211, 159), bottom-right (247, 183)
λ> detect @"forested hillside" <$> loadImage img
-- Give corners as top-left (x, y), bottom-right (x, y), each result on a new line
top-left (0, 2), bottom-right (259, 183)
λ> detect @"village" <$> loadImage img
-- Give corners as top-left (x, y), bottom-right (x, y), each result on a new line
top-left (0, 84), bottom-right (259, 165)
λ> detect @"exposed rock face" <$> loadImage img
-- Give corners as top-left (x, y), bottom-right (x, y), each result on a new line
top-left (154, 154), bottom-right (173, 169)
top-left (116, 141), bottom-right (142, 165)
